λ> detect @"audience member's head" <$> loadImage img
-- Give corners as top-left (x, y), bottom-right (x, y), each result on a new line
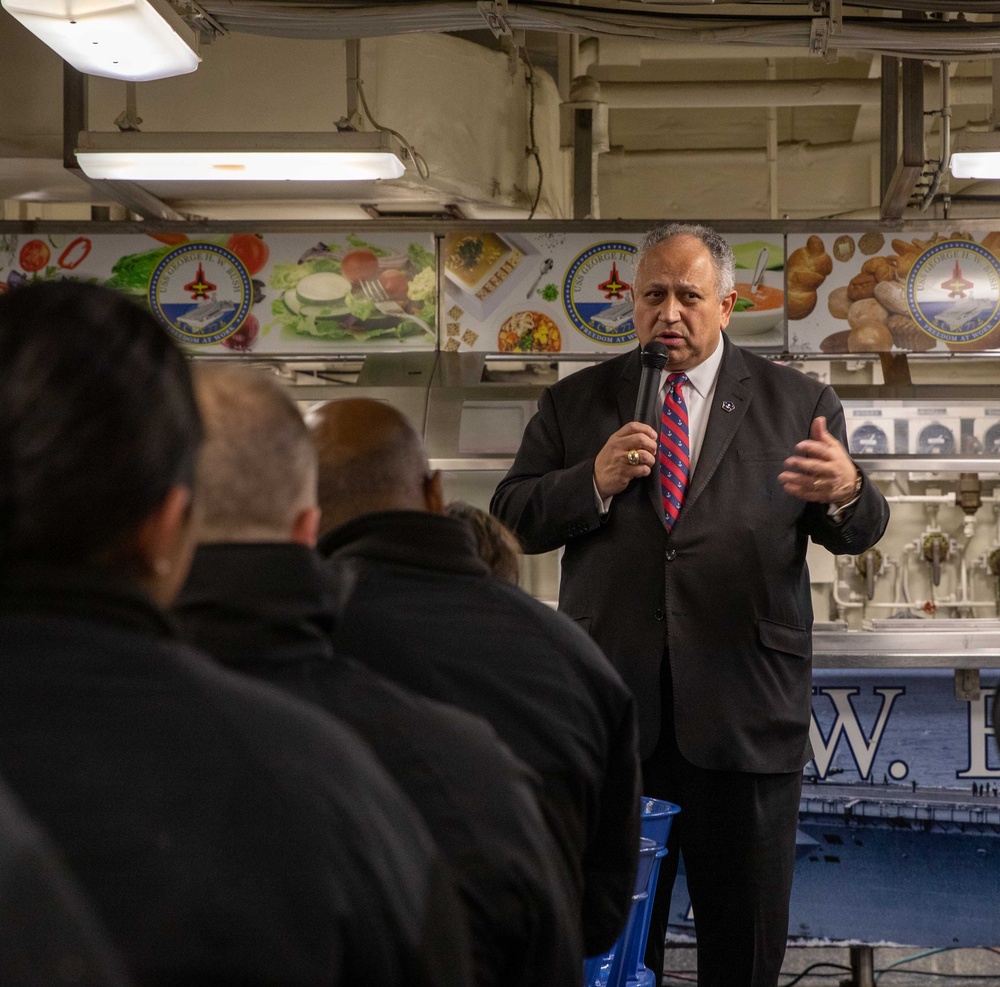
top-left (309, 398), bottom-right (442, 537)
top-left (192, 365), bottom-right (319, 546)
top-left (0, 282), bottom-right (201, 604)
top-left (445, 501), bottom-right (522, 586)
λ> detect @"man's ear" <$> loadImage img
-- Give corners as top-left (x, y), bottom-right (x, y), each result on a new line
top-left (134, 487), bottom-right (191, 572)
top-left (424, 470), bottom-right (445, 515)
top-left (132, 486), bottom-right (194, 606)
top-left (290, 506), bottom-right (321, 547)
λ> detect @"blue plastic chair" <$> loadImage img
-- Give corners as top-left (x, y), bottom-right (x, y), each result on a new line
top-left (583, 797), bottom-right (680, 987)
top-left (630, 798), bottom-right (681, 987)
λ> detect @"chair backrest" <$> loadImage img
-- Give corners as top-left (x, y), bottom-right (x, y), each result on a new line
top-left (601, 839), bottom-right (659, 987)
top-left (640, 797), bottom-right (680, 850)
top-left (631, 838), bottom-right (659, 899)
top-left (619, 798), bottom-right (681, 987)
top-left (583, 797), bottom-right (681, 987)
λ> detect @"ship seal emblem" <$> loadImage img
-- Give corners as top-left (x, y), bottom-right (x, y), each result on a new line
top-left (906, 239), bottom-right (1000, 345)
top-left (563, 241), bottom-right (638, 345)
top-left (148, 242), bottom-right (252, 346)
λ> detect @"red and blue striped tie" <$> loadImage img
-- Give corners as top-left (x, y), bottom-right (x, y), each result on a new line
top-left (659, 372), bottom-right (690, 532)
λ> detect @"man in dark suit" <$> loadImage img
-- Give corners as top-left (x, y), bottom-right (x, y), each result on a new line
top-left (491, 223), bottom-right (890, 987)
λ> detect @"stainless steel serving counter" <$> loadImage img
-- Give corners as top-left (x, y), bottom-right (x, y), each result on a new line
top-left (812, 629), bottom-right (1000, 668)
top-left (812, 619), bottom-right (1000, 700)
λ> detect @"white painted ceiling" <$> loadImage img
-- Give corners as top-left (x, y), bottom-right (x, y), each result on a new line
top-left (1, 0), bottom-right (999, 223)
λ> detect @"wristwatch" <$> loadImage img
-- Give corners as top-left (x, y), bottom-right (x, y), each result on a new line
top-left (829, 469), bottom-right (863, 522)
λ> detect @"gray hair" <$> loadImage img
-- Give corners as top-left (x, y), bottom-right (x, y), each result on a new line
top-left (637, 223), bottom-right (736, 301)
top-left (193, 365), bottom-right (316, 542)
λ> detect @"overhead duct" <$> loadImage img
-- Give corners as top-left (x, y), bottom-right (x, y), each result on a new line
top-left (200, 2), bottom-right (1000, 62)
top-left (593, 75), bottom-right (991, 110)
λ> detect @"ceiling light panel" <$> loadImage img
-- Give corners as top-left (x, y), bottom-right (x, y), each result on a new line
top-left (1, 0), bottom-right (200, 81)
top-left (75, 131), bottom-right (407, 181)
top-left (951, 132), bottom-right (1000, 181)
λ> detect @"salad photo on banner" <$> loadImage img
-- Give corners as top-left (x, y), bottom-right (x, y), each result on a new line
top-left (439, 230), bottom-right (786, 355)
top-left (266, 235), bottom-right (436, 350)
top-left (0, 232), bottom-right (437, 355)
top-left (787, 229), bottom-right (1000, 356)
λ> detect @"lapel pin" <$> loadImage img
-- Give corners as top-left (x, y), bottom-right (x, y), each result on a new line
top-left (722, 400), bottom-right (735, 413)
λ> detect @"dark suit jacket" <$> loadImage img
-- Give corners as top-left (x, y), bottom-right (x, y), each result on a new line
top-left (492, 337), bottom-right (890, 772)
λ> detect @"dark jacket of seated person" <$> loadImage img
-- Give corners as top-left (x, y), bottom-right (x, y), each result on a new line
top-left (0, 775), bottom-right (133, 987)
top-left (318, 511), bottom-right (642, 956)
top-left (0, 282), bottom-right (472, 987)
top-left (0, 562), bottom-right (472, 987)
top-left (310, 398), bottom-right (642, 957)
top-left (176, 540), bottom-right (584, 987)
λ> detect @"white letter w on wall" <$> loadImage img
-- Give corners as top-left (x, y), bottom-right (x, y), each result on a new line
top-left (809, 687), bottom-right (904, 780)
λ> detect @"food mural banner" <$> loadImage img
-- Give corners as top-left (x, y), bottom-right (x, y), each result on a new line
top-left (669, 669), bottom-right (1000, 946)
top-left (440, 231), bottom-right (786, 355)
top-left (0, 232), bottom-right (437, 354)
top-left (788, 229), bottom-right (1000, 356)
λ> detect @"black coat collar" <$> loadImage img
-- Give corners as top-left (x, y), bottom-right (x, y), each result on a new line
top-left (175, 543), bottom-right (336, 668)
top-left (317, 511), bottom-right (490, 578)
top-left (0, 561), bottom-right (174, 638)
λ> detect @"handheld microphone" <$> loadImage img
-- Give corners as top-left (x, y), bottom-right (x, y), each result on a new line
top-left (634, 340), bottom-right (669, 426)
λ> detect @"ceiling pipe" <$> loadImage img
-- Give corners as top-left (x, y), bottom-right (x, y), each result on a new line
top-left (766, 57), bottom-right (778, 220)
top-left (203, 4), bottom-right (1000, 62)
top-left (594, 74), bottom-right (990, 110)
top-left (920, 62), bottom-right (951, 211)
top-left (578, 38), bottom-right (813, 70)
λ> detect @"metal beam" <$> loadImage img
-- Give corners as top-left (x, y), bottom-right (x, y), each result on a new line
top-left (881, 56), bottom-right (925, 219)
top-left (573, 107), bottom-right (594, 220)
top-left (879, 352), bottom-right (912, 386)
top-left (902, 56), bottom-right (925, 156)
top-left (62, 63), bottom-right (188, 221)
top-left (596, 74), bottom-right (990, 110)
top-left (84, 180), bottom-right (191, 222)
top-left (62, 64), bottom-right (87, 172)
top-left (880, 55), bottom-right (899, 204)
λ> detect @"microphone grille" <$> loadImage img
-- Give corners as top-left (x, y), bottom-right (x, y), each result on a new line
top-left (640, 341), bottom-right (668, 370)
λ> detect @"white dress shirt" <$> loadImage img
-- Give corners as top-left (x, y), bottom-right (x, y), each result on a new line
top-left (660, 335), bottom-right (725, 481)
top-left (595, 338), bottom-right (724, 514)
top-left (594, 337), bottom-right (858, 518)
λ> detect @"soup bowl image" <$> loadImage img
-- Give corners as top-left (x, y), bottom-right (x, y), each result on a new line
top-left (727, 270), bottom-right (785, 336)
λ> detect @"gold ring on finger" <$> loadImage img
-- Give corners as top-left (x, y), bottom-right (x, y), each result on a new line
top-left (627, 449), bottom-right (640, 466)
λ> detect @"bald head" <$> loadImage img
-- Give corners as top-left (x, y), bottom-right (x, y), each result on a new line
top-left (193, 365), bottom-right (318, 544)
top-left (309, 398), bottom-right (441, 536)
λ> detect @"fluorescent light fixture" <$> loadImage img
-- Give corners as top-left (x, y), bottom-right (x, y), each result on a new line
top-left (950, 131), bottom-right (1000, 180)
top-left (75, 131), bottom-right (408, 181)
top-left (1, 0), bottom-right (200, 82)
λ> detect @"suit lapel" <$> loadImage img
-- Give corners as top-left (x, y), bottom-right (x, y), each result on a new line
top-left (616, 347), bottom-right (666, 524)
top-left (615, 346), bottom-right (641, 426)
top-left (681, 337), bottom-right (752, 517)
